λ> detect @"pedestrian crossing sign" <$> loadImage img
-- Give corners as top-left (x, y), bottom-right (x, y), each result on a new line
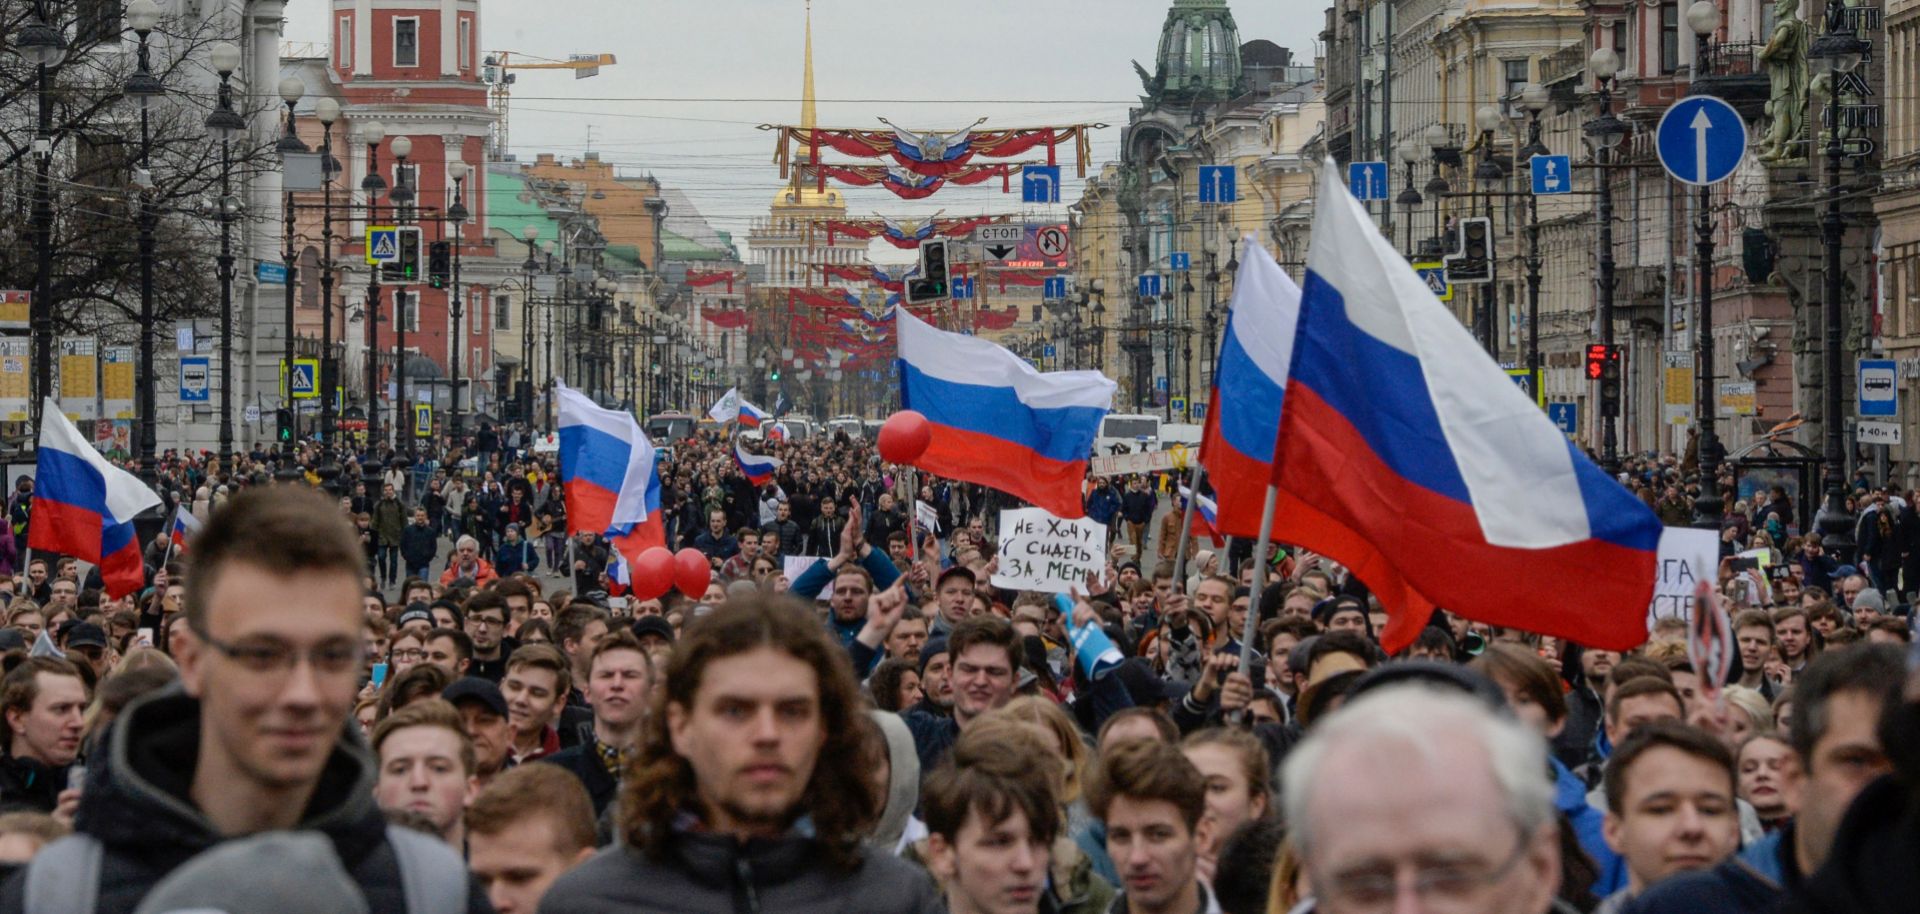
top-left (1413, 261), bottom-right (1451, 302)
top-left (288, 358), bottom-right (319, 399)
top-left (414, 403), bottom-right (433, 438)
top-left (365, 226), bottom-right (400, 265)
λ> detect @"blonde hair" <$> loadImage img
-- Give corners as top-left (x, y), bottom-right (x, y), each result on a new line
top-left (981, 696), bottom-right (1090, 805)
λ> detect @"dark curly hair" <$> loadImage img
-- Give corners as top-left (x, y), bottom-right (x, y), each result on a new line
top-left (621, 593), bottom-right (881, 871)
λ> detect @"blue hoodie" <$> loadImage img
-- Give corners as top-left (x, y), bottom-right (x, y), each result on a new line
top-left (1555, 756), bottom-right (1626, 895)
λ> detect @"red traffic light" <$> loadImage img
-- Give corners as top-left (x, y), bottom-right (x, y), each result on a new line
top-left (1585, 344), bottom-right (1608, 380)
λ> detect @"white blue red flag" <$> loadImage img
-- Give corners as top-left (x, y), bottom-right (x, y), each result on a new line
top-left (169, 504), bottom-right (201, 552)
top-left (897, 309), bottom-right (1114, 519)
top-left (737, 401), bottom-right (769, 428)
top-left (733, 437), bottom-right (781, 487)
top-left (1258, 163), bottom-right (1662, 653)
top-left (1198, 237), bottom-right (1302, 538)
top-left (1177, 485), bottom-right (1225, 548)
top-left (767, 422), bottom-right (790, 442)
top-left (30, 399), bottom-right (161, 598)
top-left (556, 382), bottom-right (655, 538)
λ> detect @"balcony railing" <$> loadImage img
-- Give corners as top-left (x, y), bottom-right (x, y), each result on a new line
top-left (1699, 41), bottom-right (1761, 78)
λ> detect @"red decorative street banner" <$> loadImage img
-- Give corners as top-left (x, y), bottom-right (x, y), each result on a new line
top-left (815, 215), bottom-right (1008, 249)
top-left (972, 307), bottom-right (1020, 332)
top-left (700, 309), bottom-right (752, 330)
top-left (765, 122), bottom-right (1099, 180)
top-left (808, 163), bottom-right (1028, 199)
top-left (685, 270), bottom-right (742, 293)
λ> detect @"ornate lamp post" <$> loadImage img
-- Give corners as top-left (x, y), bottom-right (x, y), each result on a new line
top-left (276, 76), bottom-right (308, 456)
top-left (360, 120), bottom-right (387, 448)
top-left (124, 0), bottom-right (162, 483)
top-left (1688, 0), bottom-right (1729, 528)
top-left (16, 0), bottom-right (64, 434)
top-left (1472, 104), bottom-right (1506, 356)
top-left (1583, 47), bottom-right (1628, 475)
top-left (1519, 83), bottom-right (1551, 403)
top-left (1395, 140), bottom-right (1424, 256)
top-left (1809, 8), bottom-right (1868, 559)
top-left (204, 42), bottom-right (246, 476)
top-left (387, 134), bottom-right (414, 458)
top-left (447, 160), bottom-right (470, 443)
top-left (314, 97), bottom-right (342, 445)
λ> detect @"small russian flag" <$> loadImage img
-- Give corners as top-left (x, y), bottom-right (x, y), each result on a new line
top-left (738, 401), bottom-right (769, 429)
top-left (1178, 485), bottom-right (1225, 548)
top-left (170, 504), bottom-right (202, 553)
top-left (733, 437), bottom-right (781, 487)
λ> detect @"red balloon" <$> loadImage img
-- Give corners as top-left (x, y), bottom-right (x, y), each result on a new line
top-left (878, 410), bottom-right (933, 465)
top-left (632, 547), bottom-right (676, 601)
top-left (674, 547), bottom-right (713, 597)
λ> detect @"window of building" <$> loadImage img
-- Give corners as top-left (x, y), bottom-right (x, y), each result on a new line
top-left (495, 295), bottom-right (511, 330)
top-left (458, 19), bottom-right (472, 70)
top-left (1661, 4), bottom-right (1680, 74)
top-left (400, 294), bottom-right (418, 332)
top-left (394, 17), bottom-right (419, 68)
top-left (1504, 58), bottom-right (1529, 95)
top-left (338, 17), bottom-right (353, 69)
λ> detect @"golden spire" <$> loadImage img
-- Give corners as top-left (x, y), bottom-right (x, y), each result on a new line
top-left (800, 1), bottom-right (818, 131)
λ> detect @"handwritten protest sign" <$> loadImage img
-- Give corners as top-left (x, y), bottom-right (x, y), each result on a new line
top-left (1647, 526), bottom-right (1720, 627)
top-left (993, 508), bottom-right (1107, 594)
top-left (783, 556), bottom-right (834, 600)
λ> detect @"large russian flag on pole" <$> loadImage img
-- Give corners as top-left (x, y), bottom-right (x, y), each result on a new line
top-left (30, 399), bottom-right (161, 598)
top-left (556, 382), bottom-right (655, 539)
top-left (897, 308), bottom-right (1114, 519)
top-left (1198, 259), bottom-right (1302, 537)
top-left (1260, 163), bottom-right (1662, 653)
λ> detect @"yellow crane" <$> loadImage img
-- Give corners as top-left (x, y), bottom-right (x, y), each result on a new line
top-left (482, 51), bottom-right (618, 159)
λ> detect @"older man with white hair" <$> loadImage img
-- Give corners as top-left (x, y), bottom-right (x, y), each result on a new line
top-left (1282, 684), bottom-right (1564, 914)
top-left (441, 534), bottom-right (499, 587)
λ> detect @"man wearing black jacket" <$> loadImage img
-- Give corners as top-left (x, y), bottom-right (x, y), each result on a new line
top-left (540, 631), bottom-right (651, 820)
top-left (0, 487), bottom-right (484, 913)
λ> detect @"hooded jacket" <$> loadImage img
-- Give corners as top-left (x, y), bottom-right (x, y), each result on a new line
top-left (0, 685), bottom-right (487, 914)
top-left (867, 711), bottom-right (920, 852)
top-left (536, 820), bottom-right (941, 914)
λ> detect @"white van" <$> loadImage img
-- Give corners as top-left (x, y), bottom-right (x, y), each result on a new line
top-left (1094, 413), bottom-right (1162, 456)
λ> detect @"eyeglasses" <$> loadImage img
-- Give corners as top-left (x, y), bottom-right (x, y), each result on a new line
top-left (1314, 830), bottom-right (1531, 913)
top-left (390, 648), bottom-right (426, 662)
top-left (469, 616), bottom-right (506, 629)
top-left (195, 629), bottom-right (364, 678)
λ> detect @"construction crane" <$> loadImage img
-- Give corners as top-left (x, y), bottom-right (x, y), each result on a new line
top-left (482, 51), bottom-right (618, 159)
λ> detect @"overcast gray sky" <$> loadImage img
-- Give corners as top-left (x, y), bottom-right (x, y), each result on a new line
top-left (284, 1), bottom-right (1325, 260)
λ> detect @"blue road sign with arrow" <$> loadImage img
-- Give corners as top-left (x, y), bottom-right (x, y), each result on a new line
top-left (1656, 96), bottom-right (1748, 187)
top-left (1348, 162), bottom-right (1389, 201)
top-left (1198, 165), bottom-right (1237, 203)
top-left (1138, 274), bottom-right (1163, 298)
top-left (1170, 252), bottom-right (1191, 272)
top-left (1021, 165), bottom-right (1061, 203)
top-left (1548, 402), bottom-right (1579, 436)
top-left (1043, 276), bottom-right (1067, 300)
top-left (1530, 155), bottom-right (1573, 195)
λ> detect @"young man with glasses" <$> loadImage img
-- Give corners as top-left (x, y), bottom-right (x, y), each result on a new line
top-left (0, 487), bottom-right (485, 911)
top-left (461, 590), bottom-right (515, 683)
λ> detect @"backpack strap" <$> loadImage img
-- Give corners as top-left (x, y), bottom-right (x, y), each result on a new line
top-left (23, 834), bottom-right (103, 914)
top-left (385, 824), bottom-right (468, 914)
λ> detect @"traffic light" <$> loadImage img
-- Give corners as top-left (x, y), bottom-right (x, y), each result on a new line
top-left (381, 227), bottom-right (423, 283)
top-left (1448, 217), bottom-right (1493, 283)
top-left (1590, 344), bottom-right (1624, 418)
top-left (905, 239), bottom-right (950, 304)
top-left (275, 408), bottom-right (295, 443)
top-left (427, 241), bottom-right (452, 289)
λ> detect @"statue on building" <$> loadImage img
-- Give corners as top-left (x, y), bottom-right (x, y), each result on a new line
top-left (1756, 0), bottom-right (1809, 165)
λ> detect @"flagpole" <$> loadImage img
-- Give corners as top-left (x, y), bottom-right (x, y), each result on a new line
top-left (1169, 464), bottom-right (1207, 592)
top-left (1240, 483), bottom-right (1280, 678)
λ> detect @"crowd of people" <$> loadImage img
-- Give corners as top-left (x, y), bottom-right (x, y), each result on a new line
top-left (0, 426), bottom-right (1909, 914)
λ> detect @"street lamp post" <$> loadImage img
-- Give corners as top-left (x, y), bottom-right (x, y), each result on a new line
top-left (15, 0), bottom-right (64, 435)
top-left (1395, 141), bottom-right (1424, 256)
top-left (124, 0), bottom-right (162, 485)
top-left (360, 121), bottom-right (387, 449)
top-left (1423, 123), bottom-right (1456, 255)
top-left (1810, 10), bottom-right (1868, 559)
top-left (1177, 267), bottom-right (1194, 423)
top-left (1584, 47), bottom-right (1628, 475)
top-left (447, 160), bottom-right (470, 444)
top-left (277, 76), bottom-right (309, 456)
top-left (1688, 1), bottom-right (1728, 528)
top-left (1519, 83), bottom-right (1551, 403)
top-left (1473, 105), bottom-right (1506, 358)
top-left (520, 226), bottom-right (539, 424)
top-left (387, 135), bottom-right (414, 458)
top-left (315, 97), bottom-right (342, 446)
top-left (204, 42), bottom-right (246, 477)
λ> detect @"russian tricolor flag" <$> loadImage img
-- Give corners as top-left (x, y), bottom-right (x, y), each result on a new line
top-left (170, 505), bottom-right (201, 553)
top-left (1178, 486), bottom-right (1225, 548)
top-left (738, 401), bottom-right (769, 429)
top-left (897, 308), bottom-right (1114, 519)
top-left (1254, 163), bottom-right (1662, 653)
top-left (733, 437), bottom-right (781, 487)
top-left (1198, 241), bottom-right (1302, 538)
top-left (30, 399), bottom-right (160, 598)
top-left (557, 382), bottom-right (656, 539)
